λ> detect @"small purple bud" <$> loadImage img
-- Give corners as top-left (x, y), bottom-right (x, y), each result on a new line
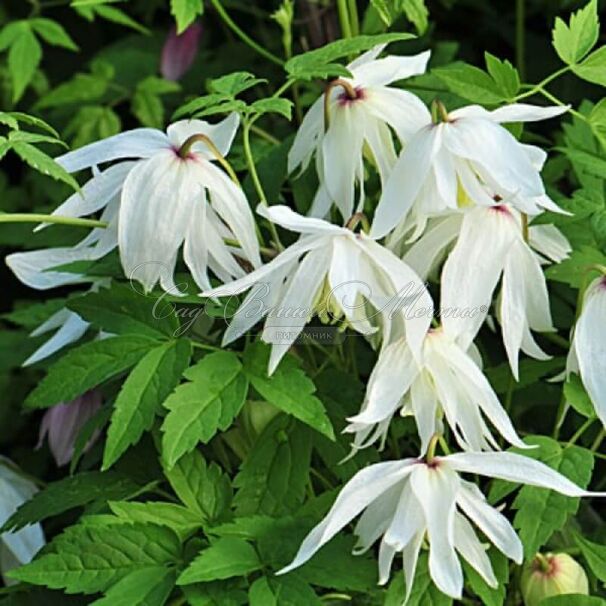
top-left (38, 390), bottom-right (103, 467)
top-left (160, 23), bottom-right (202, 81)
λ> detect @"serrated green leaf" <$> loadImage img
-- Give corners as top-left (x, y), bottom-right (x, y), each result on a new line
top-left (251, 98), bottom-right (293, 120)
top-left (67, 284), bottom-right (180, 339)
top-left (161, 351), bottom-right (248, 468)
top-left (574, 533), bottom-right (606, 582)
top-left (8, 25), bottom-right (42, 102)
top-left (552, 0), bottom-right (599, 65)
top-left (401, 0), bottom-right (429, 35)
top-left (565, 373), bottom-right (597, 418)
top-left (233, 414), bottom-right (311, 516)
top-left (103, 340), bottom-right (192, 470)
top-left (36, 74), bottom-right (108, 109)
top-left (11, 142), bottom-right (79, 189)
top-left (434, 62), bottom-right (504, 104)
top-left (132, 91), bottom-right (164, 129)
top-left (249, 576), bottom-right (321, 605)
top-left (573, 46), bottom-right (606, 87)
top-left (30, 18), bottom-right (78, 51)
top-left (64, 105), bottom-right (121, 147)
top-left (285, 33), bottom-right (414, 81)
top-left (90, 567), bottom-right (175, 606)
top-left (463, 549), bottom-right (509, 606)
top-left (93, 5), bottom-right (150, 34)
top-left (170, 0), bottom-right (203, 34)
top-left (485, 52), bottom-right (520, 98)
top-left (1, 471), bottom-right (141, 532)
top-left (177, 537), bottom-right (261, 585)
top-left (546, 247), bottom-right (606, 288)
top-left (8, 130), bottom-right (64, 146)
top-left (172, 93), bottom-right (228, 120)
top-left (26, 335), bottom-right (160, 408)
top-left (163, 450), bottom-right (232, 523)
top-left (9, 523), bottom-right (181, 594)
top-left (109, 501), bottom-right (202, 539)
top-left (243, 342), bottom-right (334, 439)
top-left (210, 71), bottom-right (266, 97)
top-left (370, 0), bottom-right (394, 26)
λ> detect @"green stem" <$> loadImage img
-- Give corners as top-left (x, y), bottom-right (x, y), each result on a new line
top-left (242, 120), bottom-right (284, 251)
top-left (566, 418), bottom-right (595, 447)
top-left (347, 0), bottom-right (360, 36)
top-left (0, 213), bottom-right (107, 229)
top-left (591, 429), bottom-right (605, 452)
top-left (515, 0), bottom-right (526, 80)
top-left (336, 0), bottom-right (353, 38)
top-left (250, 124), bottom-right (280, 145)
top-left (514, 66), bottom-right (572, 101)
top-left (208, 0), bottom-right (283, 66)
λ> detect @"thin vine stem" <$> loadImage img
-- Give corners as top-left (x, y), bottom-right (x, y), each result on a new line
top-left (208, 0), bottom-right (284, 66)
top-left (336, 0), bottom-right (353, 39)
top-left (0, 213), bottom-right (107, 229)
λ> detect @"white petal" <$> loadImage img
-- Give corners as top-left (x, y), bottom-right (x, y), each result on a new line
top-left (347, 44), bottom-right (388, 70)
top-left (449, 451), bottom-right (605, 496)
top-left (118, 151), bottom-right (196, 292)
top-left (487, 103), bottom-right (569, 123)
top-left (454, 512), bottom-right (498, 587)
top-left (371, 125), bottom-right (442, 239)
top-left (277, 460), bottom-right (415, 574)
top-left (288, 96), bottom-right (324, 174)
top-left (23, 312), bottom-right (89, 366)
top-left (378, 540), bottom-right (398, 585)
top-left (402, 531), bottom-right (424, 604)
top-left (383, 480), bottom-right (424, 551)
top-left (183, 194), bottom-right (211, 291)
top-left (56, 130), bottom-right (170, 173)
top-left (351, 51), bottom-right (431, 87)
top-left (362, 117), bottom-right (397, 183)
top-left (410, 372), bottom-right (440, 455)
top-left (575, 278), bottom-right (606, 426)
top-left (410, 464), bottom-right (463, 599)
top-left (530, 224), bottom-right (571, 263)
top-left (166, 112), bottom-right (240, 158)
top-left (456, 480), bottom-right (523, 563)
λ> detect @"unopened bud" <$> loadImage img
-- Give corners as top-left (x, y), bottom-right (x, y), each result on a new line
top-left (521, 552), bottom-right (589, 606)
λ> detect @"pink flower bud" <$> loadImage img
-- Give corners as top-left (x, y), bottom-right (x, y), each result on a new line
top-left (160, 23), bottom-right (202, 81)
top-left (38, 390), bottom-right (103, 467)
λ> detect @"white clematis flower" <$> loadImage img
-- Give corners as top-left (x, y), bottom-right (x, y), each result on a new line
top-left (289, 45), bottom-right (431, 220)
top-left (202, 204), bottom-right (433, 374)
top-left (278, 451), bottom-right (605, 601)
top-left (403, 204), bottom-right (570, 378)
top-left (371, 103), bottom-right (568, 240)
top-left (49, 113), bottom-right (260, 292)
top-left (346, 326), bottom-right (525, 454)
top-left (571, 275), bottom-right (606, 426)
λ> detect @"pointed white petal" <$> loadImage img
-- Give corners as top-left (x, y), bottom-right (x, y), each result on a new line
top-left (378, 540), bottom-right (398, 585)
top-left (410, 372), bottom-right (440, 455)
top-left (347, 44), bottom-right (388, 70)
top-left (277, 460), bottom-right (415, 574)
top-left (530, 224), bottom-right (571, 263)
top-left (454, 512), bottom-right (498, 587)
top-left (488, 103), bottom-right (569, 123)
top-left (448, 451), bottom-right (605, 496)
top-left (257, 203), bottom-right (346, 236)
top-left (288, 96), bottom-right (324, 174)
top-left (351, 51), bottom-right (431, 87)
top-left (362, 117), bottom-right (397, 183)
top-left (183, 194), bottom-right (212, 291)
top-left (56, 130), bottom-right (170, 173)
top-left (402, 531), bottom-right (424, 604)
top-left (410, 464), bottom-right (463, 599)
top-left (383, 480), bottom-right (424, 550)
top-left (166, 112), bottom-right (240, 157)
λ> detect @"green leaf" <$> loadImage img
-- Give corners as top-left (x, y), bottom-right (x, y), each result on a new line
top-left (243, 342), bottom-right (334, 439)
top-left (161, 351), bottom-right (248, 468)
top-left (170, 0), bottom-right (204, 34)
top-left (67, 284), bottom-right (180, 339)
top-left (64, 105), bottom-right (121, 147)
top-left (26, 335), bottom-right (160, 408)
top-left (401, 0), bottom-right (429, 35)
top-left (9, 523), bottom-right (181, 594)
top-left (11, 142), bottom-right (79, 189)
top-left (132, 91), bottom-right (164, 129)
top-left (177, 537), bottom-right (261, 585)
top-left (172, 93), bottom-right (229, 120)
top-left (499, 436), bottom-right (594, 557)
top-left (8, 25), bottom-right (42, 102)
top-left (485, 52), bottom-right (520, 98)
top-left (552, 0), bottom-right (599, 65)
top-left (1, 471), bottom-right (141, 532)
top-left (369, 0), bottom-right (394, 26)
top-left (433, 62), bottom-right (504, 104)
top-left (210, 71), bottom-right (266, 97)
top-left (30, 18), bottom-right (78, 50)
top-left (92, 5), bottom-right (150, 35)
top-left (573, 46), bottom-right (606, 87)
top-left (546, 246), bottom-right (606, 288)
top-left (463, 549), bottom-right (509, 606)
top-left (233, 414), bottom-right (311, 516)
top-left (541, 597), bottom-right (606, 606)
top-left (90, 568), bottom-right (175, 606)
top-left (0, 22), bottom-right (24, 52)
top-left (109, 501), bottom-right (202, 540)
top-left (36, 74), bottom-right (108, 109)
top-left (564, 374), bottom-right (597, 419)
top-left (574, 533), bottom-right (606, 582)
top-left (251, 98), bottom-right (293, 120)
top-left (285, 33), bottom-right (414, 80)
top-left (249, 576), bottom-right (321, 605)
top-left (103, 340), bottom-right (192, 470)
top-left (6, 111), bottom-right (60, 136)
top-left (163, 450), bottom-right (232, 523)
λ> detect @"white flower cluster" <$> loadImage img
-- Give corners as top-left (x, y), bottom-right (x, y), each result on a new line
top-left (6, 44), bottom-right (606, 599)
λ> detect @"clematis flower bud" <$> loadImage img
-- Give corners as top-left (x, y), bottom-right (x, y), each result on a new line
top-left (38, 390), bottom-right (103, 467)
top-left (521, 552), bottom-right (589, 606)
top-left (160, 23), bottom-right (202, 81)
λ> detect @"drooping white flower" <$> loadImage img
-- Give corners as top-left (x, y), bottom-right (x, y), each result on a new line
top-left (346, 325), bottom-right (525, 454)
top-left (48, 113), bottom-right (260, 292)
top-left (202, 204), bottom-right (433, 374)
top-left (278, 451), bottom-right (605, 601)
top-left (289, 45), bottom-right (431, 220)
top-left (571, 275), bottom-right (606, 426)
top-left (0, 459), bottom-right (45, 583)
top-left (403, 204), bottom-right (570, 378)
top-left (371, 103), bottom-right (568, 240)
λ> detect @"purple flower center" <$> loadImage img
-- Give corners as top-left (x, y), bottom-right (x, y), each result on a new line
top-left (491, 204), bottom-right (510, 215)
top-left (338, 86), bottom-right (366, 105)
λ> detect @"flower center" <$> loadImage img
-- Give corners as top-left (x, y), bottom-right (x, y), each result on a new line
top-left (338, 86), bottom-right (365, 105)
